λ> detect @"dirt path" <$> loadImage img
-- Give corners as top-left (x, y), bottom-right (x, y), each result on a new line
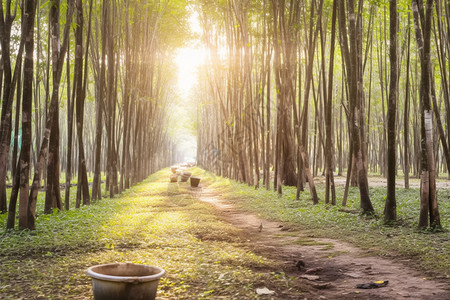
top-left (191, 187), bottom-right (450, 300)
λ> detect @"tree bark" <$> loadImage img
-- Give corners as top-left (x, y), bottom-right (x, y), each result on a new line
top-left (325, 0), bottom-right (337, 205)
top-left (44, 0), bottom-right (63, 214)
top-left (412, 0), bottom-right (441, 229)
top-left (74, 0), bottom-right (91, 207)
top-left (17, 0), bottom-right (37, 229)
top-left (27, 1), bottom-right (75, 230)
top-left (384, 0), bottom-right (398, 222)
top-left (404, 14), bottom-right (411, 189)
top-left (339, 0), bottom-right (374, 213)
top-left (65, 40), bottom-right (74, 210)
top-left (92, 0), bottom-right (109, 201)
top-left (0, 0), bottom-right (18, 213)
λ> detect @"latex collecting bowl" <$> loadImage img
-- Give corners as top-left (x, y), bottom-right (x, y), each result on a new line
top-left (87, 263), bottom-right (165, 300)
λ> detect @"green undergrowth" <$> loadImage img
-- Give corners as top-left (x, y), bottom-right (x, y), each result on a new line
top-left (195, 167), bottom-right (450, 279)
top-left (0, 169), bottom-right (302, 299)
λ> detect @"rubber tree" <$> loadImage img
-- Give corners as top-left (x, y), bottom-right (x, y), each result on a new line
top-left (411, 0), bottom-right (441, 229)
top-left (0, 0), bottom-right (18, 214)
top-left (384, 0), bottom-right (398, 222)
top-left (338, 0), bottom-right (374, 213)
top-left (27, 1), bottom-right (75, 230)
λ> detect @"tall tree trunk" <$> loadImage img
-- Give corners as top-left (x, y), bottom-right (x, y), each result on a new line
top-left (65, 43), bottom-right (74, 210)
top-left (339, 0), bottom-right (374, 213)
top-left (74, 0), bottom-right (91, 207)
top-left (121, 0), bottom-right (131, 192)
top-left (404, 14), bottom-right (411, 189)
top-left (5, 33), bottom-right (25, 228)
top-left (11, 56), bottom-right (22, 181)
top-left (434, 0), bottom-right (450, 176)
top-left (17, 0), bottom-right (36, 229)
top-left (385, 0), bottom-right (398, 222)
top-left (0, 1), bottom-right (18, 213)
top-left (44, 0), bottom-right (63, 214)
top-left (106, 0), bottom-right (118, 198)
top-left (92, 0), bottom-right (109, 201)
top-left (4, 9), bottom-right (26, 228)
top-left (325, 0), bottom-right (337, 205)
top-left (265, 46), bottom-right (271, 191)
top-left (412, 0), bottom-right (441, 229)
top-left (27, 2), bottom-right (75, 230)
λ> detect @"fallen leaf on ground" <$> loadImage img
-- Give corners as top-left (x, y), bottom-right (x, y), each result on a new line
top-left (305, 267), bottom-right (323, 274)
top-left (300, 274), bottom-right (320, 281)
top-left (256, 287), bottom-right (275, 295)
top-left (344, 272), bottom-right (361, 278)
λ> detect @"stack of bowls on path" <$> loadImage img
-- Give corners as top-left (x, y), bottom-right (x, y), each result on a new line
top-left (169, 174), bottom-right (178, 182)
top-left (190, 176), bottom-right (201, 187)
top-left (180, 171), bottom-right (191, 182)
top-left (170, 166), bottom-right (179, 182)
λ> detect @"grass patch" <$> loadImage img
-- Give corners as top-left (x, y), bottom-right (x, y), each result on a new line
top-left (322, 250), bottom-right (350, 258)
top-left (0, 169), bottom-right (303, 299)
top-left (193, 167), bottom-right (450, 279)
top-left (291, 238), bottom-right (333, 248)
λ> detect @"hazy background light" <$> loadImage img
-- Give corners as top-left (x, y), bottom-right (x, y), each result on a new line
top-left (170, 11), bottom-right (206, 163)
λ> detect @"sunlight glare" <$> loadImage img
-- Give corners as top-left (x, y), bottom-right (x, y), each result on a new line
top-left (175, 47), bottom-right (207, 95)
top-left (175, 10), bottom-right (207, 95)
top-left (171, 11), bottom-right (207, 162)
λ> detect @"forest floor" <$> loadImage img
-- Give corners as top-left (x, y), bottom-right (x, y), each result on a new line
top-left (195, 187), bottom-right (449, 299)
top-left (330, 175), bottom-right (450, 189)
top-left (0, 168), bottom-right (449, 299)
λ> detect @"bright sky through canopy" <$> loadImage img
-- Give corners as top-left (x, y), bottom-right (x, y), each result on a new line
top-left (175, 47), bottom-right (207, 95)
top-left (175, 10), bottom-right (206, 94)
top-left (171, 11), bottom-right (206, 162)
